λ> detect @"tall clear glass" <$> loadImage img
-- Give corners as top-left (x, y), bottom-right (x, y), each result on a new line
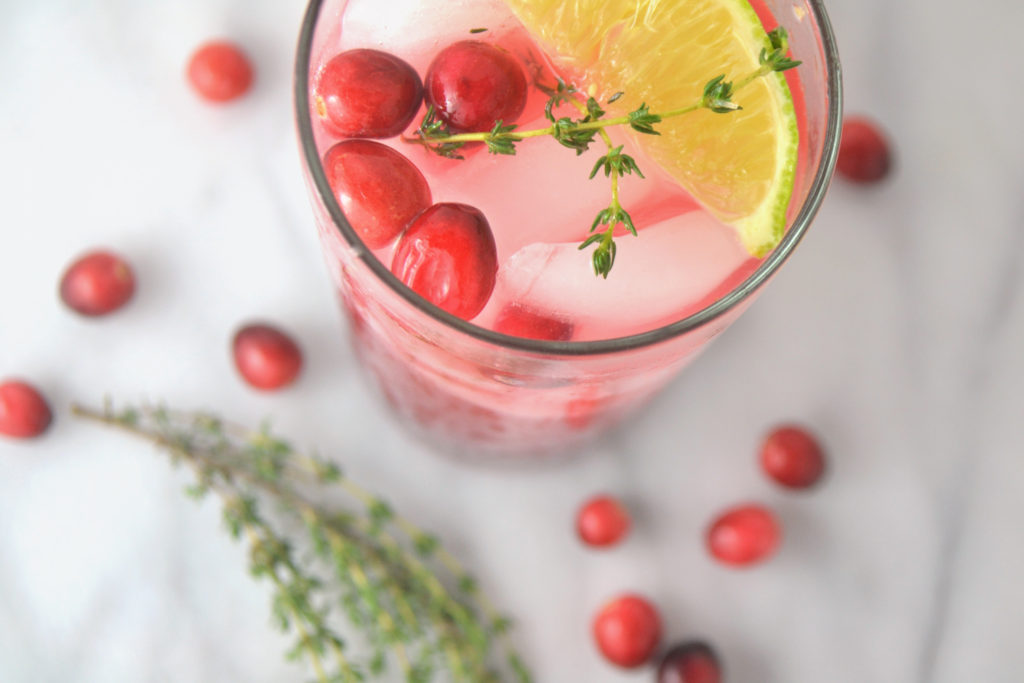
top-left (295, 0), bottom-right (842, 457)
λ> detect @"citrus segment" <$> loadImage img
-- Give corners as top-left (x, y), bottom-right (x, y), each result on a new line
top-left (505, 0), bottom-right (799, 255)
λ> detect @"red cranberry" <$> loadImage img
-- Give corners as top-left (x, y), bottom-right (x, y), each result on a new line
top-left (314, 49), bottom-right (422, 138)
top-left (592, 594), bottom-right (662, 669)
top-left (657, 641), bottom-right (722, 683)
top-left (760, 424), bottom-right (826, 489)
top-left (323, 140), bottom-right (432, 248)
top-left (59, 250), bottom-right (135, 317)
top-left (232, 323), bottom-right (303, 391)
top-left (0, 380), bottom-right (53, 439)
top-left (391, 203), bottom-right (497, 320)
top-left (576, 495), bottom-right (631, 548)
top-left (837, 116), bottom-right (891, 183)
top-left (706, 504), bottom-right (780, 567)
top-left (493, 303), bottom-right (573, 341)
top-left (565, 395), bottom-right (609, 431)
top-left (187, 41), bottom-right (254, 103)
top-left (425, 41), bottom-right (528, 132)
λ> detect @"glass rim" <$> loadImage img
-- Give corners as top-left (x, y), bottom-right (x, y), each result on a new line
top-left (294, 0), bottom-right (843, 357)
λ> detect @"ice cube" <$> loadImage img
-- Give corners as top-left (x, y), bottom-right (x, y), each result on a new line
top-left (479, 210), bottom-right (758, 340)
top-left (339, 0), bottom-right (518, 69)
top-left (409, 120), bottom-right (698, 262)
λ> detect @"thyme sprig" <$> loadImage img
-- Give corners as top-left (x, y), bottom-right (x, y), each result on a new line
top-left (405, 27), bottom-right (801, 277)
top-left (72, 401), bottom-right (532, 683)
top-left (415, 105), bottom-right (468, 160)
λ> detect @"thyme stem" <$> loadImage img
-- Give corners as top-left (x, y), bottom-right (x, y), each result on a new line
top-left (247, 525), bottom-right (332, 683)
top-left (406, 26), bottom-right (801, 278)
top-left (407, 61), bottom-right (767, 149)
top-left (71, 401), bottom-right (532, 683)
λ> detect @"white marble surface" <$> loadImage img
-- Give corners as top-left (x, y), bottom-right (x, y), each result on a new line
top-left (2, 0), bottom-right (1024, 681)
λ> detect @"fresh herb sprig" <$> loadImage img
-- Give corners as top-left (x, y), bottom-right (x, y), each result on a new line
top-left (72, 401), bottom-right (532, 683)
top-left (406, 27), bottom-right (801, 277)
top-left (415, 105), bottom-right (470, 160)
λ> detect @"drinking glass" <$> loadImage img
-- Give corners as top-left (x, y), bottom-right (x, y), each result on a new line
top-left (295, 0), bottom-right (842, 457)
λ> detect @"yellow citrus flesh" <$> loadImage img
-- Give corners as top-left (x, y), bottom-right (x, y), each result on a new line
top-left (506, 0), bottom-right (799, 256)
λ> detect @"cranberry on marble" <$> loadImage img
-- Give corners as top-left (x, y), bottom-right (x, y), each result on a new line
top-left (187, 41), bottom-right (254, 103)
top-left (576, 495), bottom-right (631, 548)
top-left (232, 323), bottom-right (303, 391)
top-left (0, 380), bottom-right (53, 439)
top-left (837, 116), bottom-right (892, 183)
top-left (657, 641), bottom-right (723, 683)
top-left (760, 424), bottom-right (826, 489)
top-left (59, 250), bottom-right (135, 317)
top-left (706, 504), bottom-right (781, 567)
top-left (592, 594), bottom-right (662, 668)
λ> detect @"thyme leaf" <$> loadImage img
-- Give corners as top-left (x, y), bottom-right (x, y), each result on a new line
top-left (405, 26), bottom-right (802, 277)
top-left (73, 401), bottom-right (533, 683)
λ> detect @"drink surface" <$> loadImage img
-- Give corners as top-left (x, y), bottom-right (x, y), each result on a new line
top-left (311, 0), bottom-right (804, 342)
top-left (300, 0), bottom-right (823, 454)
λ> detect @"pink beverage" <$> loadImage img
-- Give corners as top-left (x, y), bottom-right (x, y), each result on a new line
top-left (296, 0), bottom-right (841, 456)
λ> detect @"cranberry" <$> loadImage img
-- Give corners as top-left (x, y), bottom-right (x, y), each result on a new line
top-left (760, 424), bottom-right (826, 489)
top-left (187, 41), bottom-right (254, 103)
top-left (657, 641), bottom-right (722, 683)
top-left (391, 203), bottom-right (497, 320)
top-left (0, 380), bottom-right (53, 439)
top-left (425, 41), bottom-right (528, 132)
top-left (706, 504), bottom-right (780, 567)
top-left (576, 495), bottom-right (631, 548)
top-left (493, 303), bottom-right (573, 341)
top-left (314, 49), bottom-right (422, 138)
top-left (323, 140), bottom-right (432, 248)
top-left (837, 116), bottom-right (891, 183)
top-left (565, 395), bottom-right (609, 431)
top-left (592, 594), bottom-right (662, 669)
top-left (59, 250), bottom-right (135, 317)
top-left (232, 323), bottom-right (303, 391)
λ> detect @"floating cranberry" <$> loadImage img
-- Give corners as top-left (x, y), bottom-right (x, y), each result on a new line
top-left (657, 641), bottom-right (722, 683)
top-left (232, 323), bottom-right (303, 391)
top-left (493, 303), bottom-right (573, 341)
top-left (706, 504), bottom-right (780, 567)
top-left (837, 116), bottom-right (891, 183)
top-left (0, 380), bottom-right (52, 439)
top-left (314, 49), bottom-right (422, 138)
top-left (592, 594), bottom-right (662, 669)
top-left (760, 424), bottom-right (826, 489)
top-left (323, 140), bottom-right (432, 248)
top-left (187, 41), bottom-right (254, 103)
top-left (59, 250), bottom-right (136, 317)
top-left (576, 495), bottom-right (631, 548)
top-left (425, 40), bottom-right (528, 132)
top-left (391, 203), bottom-right (497, 320)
